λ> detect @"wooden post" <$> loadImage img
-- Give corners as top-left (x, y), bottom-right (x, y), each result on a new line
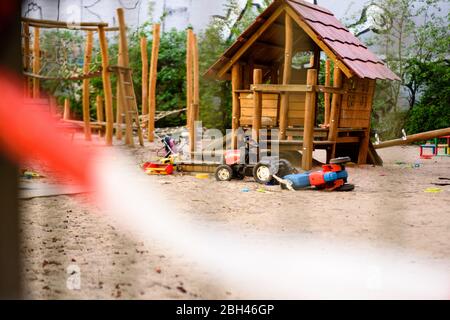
top-left (279, 13), bottom-right (293, 140)
top-left (324, 59), bottom-right (331, 126)
top-left (192, 33), bottom-right (200, 121)
top-left (187, 30), bottom-right (194, 154)
top-left (117, 8), bottom-right (133, 146)
top-left (140, 36), bottom-right (149, 117)
top-left (252, 69), bottom-right (263, 142)
top-left (116, 27), bottom-right (124, 141)
top-left (328, 65), bottom-right (343, 158)
top-left (231, 64), bottom-right (242, 149)
top-left (96, 95), bottom-right (104, 136)
top-left (188, 105), bottom-right (195, 154)
top-left (23, 22), bottom-right (31, 97)
top-left (32, 27), bottom-right (40, 99)
top-left (63, 98), bottom-right (70, 120)
top-left (186, 29), bottom-right (194, 128)
top-left (96, 95), bottom-right (104, 122)
top-left (301, 69), bottom-right (318, 170)
top-left (98, 25), bottom-right (114, 146)
top-left (313, 47), bottom-right (321, 123)
top-left (82, 31), bottom-right (93, 141)
top-left (148, 23), bottom-right (160, 142)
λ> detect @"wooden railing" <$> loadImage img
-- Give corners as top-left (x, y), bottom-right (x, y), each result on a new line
top-left (250, 84), bottom-right (347, 95)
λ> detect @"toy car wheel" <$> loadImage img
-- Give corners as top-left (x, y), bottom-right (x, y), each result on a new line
top-left (215, 165), bottom-right (233, 181)
top-left (253, 163), bottom-right (273, 184)
top-left (277, 159), bottom-right (296, 177)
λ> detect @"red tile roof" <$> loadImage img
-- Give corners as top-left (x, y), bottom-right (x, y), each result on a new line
top-left (206, 0), bottom-right (400, 81)
top-left (287, 0), bottom-right (399, 80)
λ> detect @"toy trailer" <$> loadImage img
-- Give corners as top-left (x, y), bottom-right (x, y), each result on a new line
top-left (205, 0), bottom-right (399, 170)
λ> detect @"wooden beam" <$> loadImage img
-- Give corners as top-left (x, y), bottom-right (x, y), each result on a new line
top-left (186, 29), bottom-right (194, 129)
top-left (32, 27), bottom-right (40, 98)
top-left (63, 98), bottom-right (70, 120)
top-left (313, 46), bottom-right (321, 123)
top-left (192, 33), bottom-right (200, 121)
top-left (285, 5), bottom-right (354, 79)
top-left (324, 59), bottom-right (331, 126)
top-left (25, 21), bottom-right (118, 32)
top-left (148, 23), bottom-right (161, 142)
top-left (98, 25), bottom-right (114, 146)
top-left (115, 37), bottom-right (123, 141)
top-left (374, 127), bottom-right (450, 149)
top-left (116, 71), bottom-right (134, 146)
top-left (82, 31), bottom-right (93, 141)
top-left (309, 55), bottom-right (315, 67)
top-left (301, 69), bottom-right (317, 170)
top-left (117, 8), bottom-right (133, 146)
top-left (315, 85), bottom-right (346, 95)
top-left (23, 70), bottom-right (102, 81)
top-left (279, 12), bottom-right (293, 140)
top-left (217, 5), bottom-right (284, 78)
top-left (252, 69), bottom-right (263, 142)
top-left (231, 64), bottom-right (242, 149)
top-left (140, 36), bottom-right (149, 117)
top-left (21, 17), bottom-right (109, 28)
top-left (328, 66), bottom-right (343, 158)
top-left (96, 95), bottom-right (104, 136)
top-left (251, 84), bottom-right (312, 92)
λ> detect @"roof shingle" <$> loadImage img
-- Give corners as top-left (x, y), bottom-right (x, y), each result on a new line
top-left (287, 0), bottom-right (399, 80)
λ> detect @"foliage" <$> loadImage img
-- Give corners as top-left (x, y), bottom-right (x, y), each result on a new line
top-left (196, 0), bottom-right (271, 131)
top-left (37, 0), bottom-right (269, 130)
top-left (349, 0), bottom-right (449, 139)
top-left (405, 60), bottom-right (450, 134)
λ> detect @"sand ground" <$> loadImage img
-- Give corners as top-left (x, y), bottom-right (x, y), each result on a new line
top-left (19, 139), bottom-right (450, 299)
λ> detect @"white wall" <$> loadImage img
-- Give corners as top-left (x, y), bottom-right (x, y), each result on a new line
top-left (22, 0), bottom-right (230, 32)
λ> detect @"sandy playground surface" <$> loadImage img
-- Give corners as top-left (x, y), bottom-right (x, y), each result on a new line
top-left (19, 138), bottom-right (450, 299)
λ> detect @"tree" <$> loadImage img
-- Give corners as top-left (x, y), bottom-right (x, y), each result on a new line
top-left (405, 61), bottom-right (450, 134)
top-left (197, 0), bottom-right (271, 131)
top-left (348, 0), bottom-right (449, 138)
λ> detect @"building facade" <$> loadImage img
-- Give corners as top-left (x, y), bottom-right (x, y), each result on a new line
top-left (22, 0), bottom-right (230, 32)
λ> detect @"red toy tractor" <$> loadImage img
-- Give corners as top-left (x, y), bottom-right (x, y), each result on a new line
top-left (214, 136), bottom-right (295, 184)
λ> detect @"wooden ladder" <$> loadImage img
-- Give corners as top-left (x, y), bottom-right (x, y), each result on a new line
top-left (111, 65), bottom-right (144, 146)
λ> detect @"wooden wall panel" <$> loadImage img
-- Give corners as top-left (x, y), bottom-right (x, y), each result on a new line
top-left (339, 78), bottom-right (375, 129)
top-left (239, 93), bottom-right (279, 127)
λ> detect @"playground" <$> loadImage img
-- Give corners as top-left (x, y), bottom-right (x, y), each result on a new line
top-left (18, 142), bottom-right (450, 299)
top-left (0, 0), bottom-right (449, 300)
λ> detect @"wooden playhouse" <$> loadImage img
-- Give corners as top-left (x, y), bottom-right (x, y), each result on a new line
top-left (205, 0), bottom-right (399, 169)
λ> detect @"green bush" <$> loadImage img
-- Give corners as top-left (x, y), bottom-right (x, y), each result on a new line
top-left (405, 61), bottom-right (450, 134)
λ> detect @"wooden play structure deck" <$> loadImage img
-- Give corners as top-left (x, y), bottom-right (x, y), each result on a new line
top-left (206, 0), bottom-right (400, 170)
